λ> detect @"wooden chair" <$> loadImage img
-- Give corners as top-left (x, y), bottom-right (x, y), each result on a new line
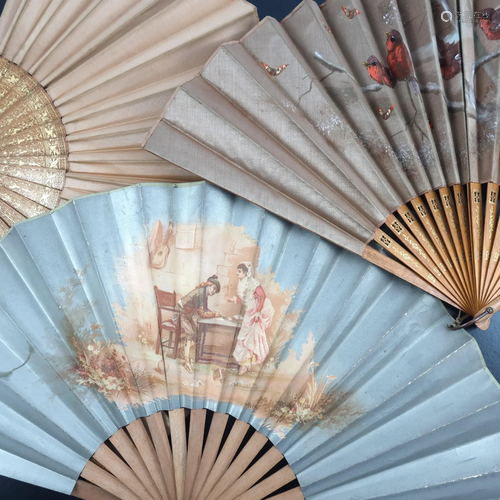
top-left (154, 286), bottom-right (181, 359)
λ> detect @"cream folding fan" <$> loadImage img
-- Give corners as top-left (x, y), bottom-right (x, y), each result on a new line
top-left (0, 0), bottom-right (259, 236)
top-left (145, 0), bottom-right (500, 329)
top-left (1, 182), bottom-right (500, 499)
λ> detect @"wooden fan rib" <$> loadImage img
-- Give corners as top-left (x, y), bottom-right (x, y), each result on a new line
top-left (373, 229), bottom-right (466, 309)
top-left (233, 465), bottom-right (298, 500)
top-left (415, 195), bottom-right (469, 304)
top-left (396, 205), bottom-right (453, 276)
top-left (469, 182), bottom-right (484, 313)
top-left (269, 487), bottom-right (305, 500)
top-left (438, 187), bottom-right (475, 306)
top-left (480, 183), bottom-right (500, 304)
top-left (92, 444), bottom-right (158, 500)
top-left (80, 460), bottom-right (142, 500)
top-left (362, 246), bottom-right (460, 308)
top-left (72, 479), bottom-right (121, 500)
top-left (183, 409), bottom-right (206, 500)
top-left (218, 447), bottom-right (284, 500)
top-left (385, 213), bottom-right (466, 304)
top-left (190, 411), bottom-right (229, 500)
top-left (145, 413), bottom-right (177, 500)
top-left (0, 217), bottom-right (8, 237)
top-left (197, 420), bottom-right (250, 500)
top-left (109, 428), bottom-right (165, 500)
top-left (127, 418), bottom-right (170, 500)
top-left (169, 408), bottom-right (187, 500)
top-left (453, 185), bottom-right (473, 289)
top-left (205, 431), bottom-right (268, 500)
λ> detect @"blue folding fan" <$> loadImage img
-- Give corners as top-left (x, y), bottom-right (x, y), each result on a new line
top-left (0, 182), bottom-right (499, 499)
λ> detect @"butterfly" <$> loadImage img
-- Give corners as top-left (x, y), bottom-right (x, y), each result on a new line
top-left (261, 62), bottom-right (289, 77)
top-left (342, 6), bottom-right (361, 19)
top-left (377, 104), bottom-right (395, 120)
top-left (321, 21), bottom-right (332, 34)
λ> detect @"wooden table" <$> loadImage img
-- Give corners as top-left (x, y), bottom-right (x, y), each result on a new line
top-left (196, 316), bottom-right (242, 368)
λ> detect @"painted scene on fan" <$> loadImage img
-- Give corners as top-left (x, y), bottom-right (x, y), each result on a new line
top-left (63, 205), bottom-right (354, 438)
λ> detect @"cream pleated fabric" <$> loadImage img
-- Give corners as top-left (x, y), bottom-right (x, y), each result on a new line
top-left (0, 0), bottom-right (258, 236)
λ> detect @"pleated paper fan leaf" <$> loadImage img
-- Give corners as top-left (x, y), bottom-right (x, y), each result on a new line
top-left (144, 0), bottom-right (500, 328)
top-left (0, 0), bottom-right (258, 235)
top-left (1, 182), bottom-right (500, 499)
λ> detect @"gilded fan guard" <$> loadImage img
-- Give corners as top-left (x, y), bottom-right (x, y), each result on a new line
top-left (0, 56), bottom-right (67, 237)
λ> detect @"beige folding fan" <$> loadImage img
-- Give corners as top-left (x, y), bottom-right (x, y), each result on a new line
top-left (144, 0), bottom-right (500, 328)
top-left (0, 0), bottom-right (258, 236)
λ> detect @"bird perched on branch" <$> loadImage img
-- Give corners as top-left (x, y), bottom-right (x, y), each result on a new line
top-left (363, 55), bottom-right (396, 87)
top-left (437, 37), bottom-right (461, 80)
top-left (385, 29), bottom-right (419, 94)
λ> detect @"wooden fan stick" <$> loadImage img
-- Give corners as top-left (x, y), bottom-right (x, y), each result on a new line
top-left (91, 444), bottom-right (158, 500)
top-left (72, 479), bottom-right (120, 500)
top-left (438, 187), bottom-right (475, 305)
top-left (384, 215), bottom-right (469, 304)
top-left (184, 409), bottom-right (207, 500)
top-left (391, 206), bottom-right (472, 307)
top-left (127, 419), bottom-right (170, 500)
top-left (480, 184), bottom-right (500, 304)
top-left (396, 207), bottom-right (447, 272)
top-left (479, 183), bottom-right (499, 304)
top-left (410, 197), bottom-right (468, 303)
top-left (107, 429), bottom-right (164, 500)
top-left (79, 460), bottom-right (142, 500)
top-left (189, 412), bottom-right (229, 499)
top-left (482, 260), bottom-right (500, 308)
top-left (218, 447), bottom-right (285, 500)
top-left (372, 229), bottom-right (467, 309)
top-left (362, 246), bottom-right (460, 309)
top-left (469, 183), bottom-right (484, 313)
top-left (197, 420), bottom-right (250, 499)
top-left (483, 248), bottom-right (500, 306)
top-left (205, 432), bottom-right (268, 500)
top-left (169, 408), bottom-right (187, 500)
top-left (233, 466), bottom-right (299, 500)
top-left (453, 184), bottom-right (477, 312)
top-left (421, 192), bottom-right (471, 305)
top-left (271, 489), bottom-right (305, 500)
top-left (145, 413), bottom-right (177, 500)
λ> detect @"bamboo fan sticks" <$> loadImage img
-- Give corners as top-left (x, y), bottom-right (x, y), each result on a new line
top-left (373, 184), bottom-right (500, 326)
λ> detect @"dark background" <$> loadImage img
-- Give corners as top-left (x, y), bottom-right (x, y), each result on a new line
top-left (1, 0), bottom-right (499, 498)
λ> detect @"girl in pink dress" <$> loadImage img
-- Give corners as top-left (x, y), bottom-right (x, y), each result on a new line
top-left (229, 262), bottom-right (275, 375)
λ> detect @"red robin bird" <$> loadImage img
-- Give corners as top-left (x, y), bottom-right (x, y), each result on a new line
top-left (480, 8), bottom-right (500, 40)
top-left (385, 30), bottom-right (419, 94)
top-left (363, 55), bottom-right (396, 87)
top-left (437, 37), bottom-right (461, 80)
top-left (385, 30), bottom-right (413, 81)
